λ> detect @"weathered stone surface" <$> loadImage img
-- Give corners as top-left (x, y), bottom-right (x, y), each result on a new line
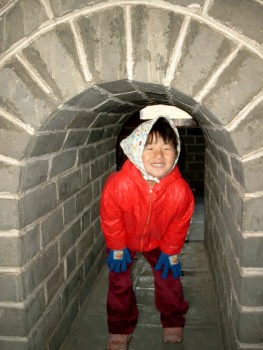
top-left (98, 80), bottom-right (136, 95)
top-left (49, 0), bottom-right (92, 17)
top-left (60, 219), bottom-right (81, 258)
top-left (77, 7), bottom-right (127, 82)
top-left (202, 49), bottom-right (263, 126)
top-left (0, 198), bottom-right (19, 230)
top-left (66, 110), bottom-right (97, 129)
top-left (25, 23), bottom-right (86, 101)
top-left (63, 130), bottom-right (90, 149)
top-left (41, 108), bottom-right (80, 131)
top-left (209, 0), bottom-right (263, 44)
top-left (0, 273), bottom-right (19, 302)
top-left (231, 101), bottom-right (263, 157)
top-left (0, 0), bottom-right (48, 54)
top-left (30, 132), bottom-right (66, 157)
top-left (76, 184), bottom-right (93, 214)
top-left (61, 266), bottom-right (83, 312)
top-left (63, 197), bottom-right (76, 226)
top-left (20, 182), bottom-right (57, 227)
top-left (47, 263), bottom-right (64, 303)
top-left (50, 150), bottom-right (77, 178)
top-left (0, 236), bottom-right (23, 267)
top-left (0, 161), bottom-right (20, 193)
top-left (240, 236), bottom-right (263, 268)
top-left (21, 159), bottom-right (48, 191)
top-left (242, 197), bottom-right (263, 232)
top-left (41, 207), bottom-right (63, 247)
top-left (131, 5), bottom-right (184, 83)
top-left (172, 20), bottom-right (235, 96)
top-left (58, 169), bottom-right (82, 201)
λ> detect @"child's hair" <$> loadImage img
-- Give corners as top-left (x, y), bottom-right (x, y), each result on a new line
top-left (145, 117), bottom-right (178, 149)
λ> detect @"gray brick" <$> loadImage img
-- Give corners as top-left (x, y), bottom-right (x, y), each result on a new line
top-left (21, 242), bottom-right (59, 298)
top-left (0, 306), bottom-right (27, 336)
top-left (76, 184), bottom-right (93, 214)
top-left (21, 159), bottom-right (48, 191)
top-left (25, 23), bottom-right (86, 101)
top-left (242, 197), bottom-right (263, 232)
top-left (50, 0), bottom-right (94, 17)
top-left (41, 108), bottom-right (80, 131)
top-left (0, 116), bottom-right (31, 161)
top-left (63, 197), bottom-right (76, 226)
top-left (77, 229), bottom-right (94, 263)
top-left (232, 297), bottom-right (263, 343)
top-left (0, 236), bottom-right (24, 267)
top-left (0, 60), bottom-right (56, 128)
top-left (240, 275), bottom-right (263, 307)
top-left (22, 225), bottom-right (40, 262)
top-left (88, 129), bottom-right (105, 143)
top-left (60, 220), bottom-right (81, 258)
top-left (209, 0), bottom-right (263, 45)
top-left (0, 339), bottom-right (29, 350)
top-left (0, 273), bottom-right (20, 302)
top-left (91, 113), bottom-right (123, 128)
top-left (29, 298), bottom-right (62, 350)
top-left (50, 150), bottom-right (76, 178)
top-left (41, 207), bottom-right (63, 247)
top-left (172, 20), bottom-right (234, 96)
top-left (30, 132), bottom-right (66, 157)
top-left (67, 87), bottom-right (107, 109)
top-left (1, 0), bottom-right (48, 53)
top-left (0, 161), bottom-right (20, 193)
top-left (226, 178), bottom-right (242, 228)
top-left (47, 263), bottom-right (64, 303)
top-left (78, 7), bottom-right (127, 81)
top-left (242, 156), bottom-right (263, 193)
top-left (58, 169), bottom-right (81, 201)
top-left (98, 80), bottom-right (136, 94)
top-left (203, 49), bottom-right (263, 126)
top-left (240, 236), bottom-right (263, 268)
top-left (78, 145), bottom-right (95, 165)
top-left (82, 209), bottom-right (91, 232)
top-left (26, 288), bottom-right (46, 330)
top-left (63, 130), bottom-right (90, 149)
top-left (231, 101), bottom-right (263, 157)
top-left (66, 110), bottom-right (97, 129)
top-left (81, 164), bottom-right (91, 186)
top-left (0, 198), bottom-right (19, 230)
top-left (66, 247), bottom-right (77, 277)
top-left (20, 182), bottom-right (57, 227)
top-left (62, 266), bottom-right (84, 312)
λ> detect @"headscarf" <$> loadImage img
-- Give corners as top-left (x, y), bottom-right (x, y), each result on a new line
top-left (120, 117), bottom-right (181, 183)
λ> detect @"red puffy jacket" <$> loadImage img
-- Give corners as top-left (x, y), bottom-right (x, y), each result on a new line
top-left (100, 160), bottom-right (194, 255)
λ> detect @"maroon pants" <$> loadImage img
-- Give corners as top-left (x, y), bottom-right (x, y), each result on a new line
top-left (107, 248), bottom-right (189, 334)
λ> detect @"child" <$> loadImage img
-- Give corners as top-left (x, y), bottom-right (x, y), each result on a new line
top-left (100, 116), bottom-right (194, 350)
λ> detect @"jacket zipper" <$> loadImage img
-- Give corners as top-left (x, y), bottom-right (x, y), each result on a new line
top-left (140, 183), bottom-right (154, 252)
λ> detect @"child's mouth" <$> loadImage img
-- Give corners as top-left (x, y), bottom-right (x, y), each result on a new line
top-left (151, 163), bottom-right (164, 168)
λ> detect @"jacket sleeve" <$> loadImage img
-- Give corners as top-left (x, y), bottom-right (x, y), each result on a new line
top-left (100, 174), bottom-right (127, 250)
top-left (159, 182), bottom-right (194, 255)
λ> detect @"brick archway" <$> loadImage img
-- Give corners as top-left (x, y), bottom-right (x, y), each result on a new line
top-left (0, 1), bottom-right (262, 349)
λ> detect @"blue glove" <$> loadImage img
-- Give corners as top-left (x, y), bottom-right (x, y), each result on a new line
top-left (155, 252), bottom-right (181, 279)
top-left (106, 248), bottom-right (132, 273)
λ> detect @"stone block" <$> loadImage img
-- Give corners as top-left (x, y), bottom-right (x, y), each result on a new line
top-left (242, 197), bottom-right (263, 232)
top-left (41, 108), bottom-right (80, 131)
top-left (0, 273), bottom-right (19, 302)
top-left (0, 235), bottom-right (24, 267)
top-left (77, 7), bottom-right (127, 82)
top-left (202, 49), bottom-right (263, 126)
top-left (49, 0), bottom-right (91, 17)
top-left (240, 236), bottom-right (263, 268)
top-left (98, 80), bottom-right (136, 95)
top-left (0, 306), bottom-right (27, 336)
top-left (242, 156), bottom-right (263, 193)
top-left (66, 110), bottom-right (97, 129)
top-left (209, 0), bottom-right (263, 45)
top-left (0, 60), bottom-right (56, 128)
top-left (50, 150), bottom-right (77, 178)
top-left (20, 182), bottom-right (57, 227)
top-left (58, 169), bottom-right (82, 201)
top-left (82, 209), bottom-right (91, 232)
top-left (78, 145), bottom-right (95, 165)
top-left (89, 129), bottom-right (105, 143)
top-left (21, 159), bottom-right (48, 191)
top-left (0, 116), bottom-right (31, 161)
top-left (217, 148), bottom-right (231, 175)
top-left (91, 114), bottom-right (123, 128)
top-left (0, 339), bottom-right (29, 350)
top-left (63, 197), bottom-right (76, 226)
top-left (131, 5), bottom-right (183, 83)
top-left (172, 20), bottom-right (235, 96)
top-left (63, 130), bottom-right (90, 149)
top-left (46, 263), bottom-right (64, 303)
top-left (22, 225), bottom-right (41, 262)
top-left (240, 275), bottom-right (263, 307)
top-left (232, 297), bottom-right (263, 344)
top-left (0, 162), bottom-right (20, 193)
top-left (60, 220), bottom-right (81, 258)
top-left (21, 242), bottom-right (59, 298)
top-left (30, 132), bottom-right (66, 157)
top-left (29, 298), bottom-right (62, 349)
top-left (231, 101), bottom-right (263, 157)
top-left (67, 87), bottom-right (107, 109)
top-left (24, 23), bottom-right (86, 101)
top-left (76, 184), bottom-right (93, 214)
top-left (62, 266), bottom-right (84, 312)
top-left (41, 207), bottom-right (63, 247)
top-left (77, 229), bottom-right (94, 263)
top-left (0, 198), bottom-right (19, 230)
top-left (81, 164), bottom-right (91, 186)
top-left (66, 247), bottom-right (77, 277)
top-left (226, 178), bottom-right (242, 228)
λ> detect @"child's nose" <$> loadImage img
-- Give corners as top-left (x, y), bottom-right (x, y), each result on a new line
top-left (154, 149), bottom-right (163, 158)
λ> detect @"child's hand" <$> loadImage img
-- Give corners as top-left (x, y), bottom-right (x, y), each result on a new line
top-left (106, 248), bottom-right (132, 273)
top-left (155, 252), bottom-right (181, 279)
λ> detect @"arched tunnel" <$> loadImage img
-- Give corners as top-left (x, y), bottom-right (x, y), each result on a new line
top-left (0, 1), bottom-right (262, 349)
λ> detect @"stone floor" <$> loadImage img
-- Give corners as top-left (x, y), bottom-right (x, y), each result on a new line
top-left (61, 197), bottom-right (225, 350)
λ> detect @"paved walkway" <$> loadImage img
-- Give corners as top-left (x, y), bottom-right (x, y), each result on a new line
top-left (61, 197), bottom-right (224, 350)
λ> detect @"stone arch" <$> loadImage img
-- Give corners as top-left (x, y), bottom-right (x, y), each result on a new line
top-left (0, 1), bottom-right (262, 349)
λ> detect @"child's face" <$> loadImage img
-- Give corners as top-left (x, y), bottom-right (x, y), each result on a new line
top-left (142, 132), bottom-right (176, 179)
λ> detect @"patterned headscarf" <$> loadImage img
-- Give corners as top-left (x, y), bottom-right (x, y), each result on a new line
top-left (120, 117), bottom-right (180, 183)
